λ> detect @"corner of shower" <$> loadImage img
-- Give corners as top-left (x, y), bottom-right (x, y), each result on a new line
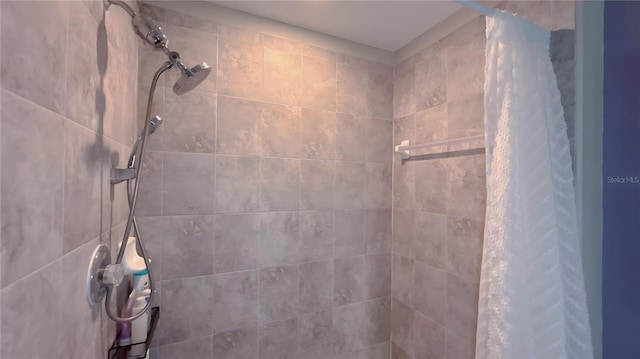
top-left (86, 0), bottom-right (211, 335)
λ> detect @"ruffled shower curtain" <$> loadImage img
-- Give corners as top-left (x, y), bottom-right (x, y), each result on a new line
top-left (476, 12), bottom-right (593, 359)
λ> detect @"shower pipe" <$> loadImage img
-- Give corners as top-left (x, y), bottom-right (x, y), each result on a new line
top-left (87, 0), bottom-right (211, 323)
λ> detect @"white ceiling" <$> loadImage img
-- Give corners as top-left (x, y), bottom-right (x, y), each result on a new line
top-left (208, 1), bottom-right (462, 52)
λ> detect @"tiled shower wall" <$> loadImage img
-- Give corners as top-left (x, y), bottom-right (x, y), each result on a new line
top-left (0, 1), bottom-right (139, 358)
top-left (136, 3), bottom-right (394, 358)
top-left (390, 2), bottom-right (575, 358)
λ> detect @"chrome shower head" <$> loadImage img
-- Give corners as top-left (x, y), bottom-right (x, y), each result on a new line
top-left (172, 63), bottom-right (212, 95)
top-left (148, 116), bottom-right (163, 135)
top-left (128, 116), bottom-right (162, 169)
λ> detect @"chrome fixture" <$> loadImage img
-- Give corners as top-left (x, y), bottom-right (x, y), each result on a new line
top-left (88, 0), bottom-right (212, 323)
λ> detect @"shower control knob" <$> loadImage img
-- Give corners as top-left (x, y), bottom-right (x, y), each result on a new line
top-left (101, 264), bottom-right (125, 287)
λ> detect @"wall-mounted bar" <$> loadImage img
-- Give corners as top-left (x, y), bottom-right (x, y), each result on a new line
top-left (394, 134), bottom-right (485, 159)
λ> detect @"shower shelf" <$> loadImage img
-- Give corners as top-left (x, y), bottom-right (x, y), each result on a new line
top-left (108, 307), bottom-right (160, 359)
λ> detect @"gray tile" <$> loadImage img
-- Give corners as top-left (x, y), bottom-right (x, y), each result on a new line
top-left (137, 151), bottom-right (163, 217)
top-left (393, 160), bottom-right (415, 211)
top-left (216, 96), bottom-right (261, 155)
top-left (339, 54), bottom-right (369, 68)
top-left (414, 262), bottom-right (446, 326)
top-left (263, 34), bottom-right (302, 54)
top-left (367, 341), bottom-right (392, 359)
top-left (366, 118), bottom-right (393, 163)
top-left (415, 49), bottom-right (447, 112)
top-left (416, 104), bottom-right (447, 153)
top-left (299, 260), bottom-right (333, 315)
top-left (66, 3), bottom-right (101, 132)
top-left (446, 274), bottom-right (479, 343)
top-left (1, 261), bottom-right (63, 359)
top-left (550, 1), bottom-right (575, 30)
top-left (336, 113), bottom-right (366, 162)
top-left (163, 90), bottom-right (216, 153)
top-left (390, 298), bottom-right (413, 357)
top-left (365, 209), bottom-right (392, 254)
top-left (365, 163), bottom-right (392, 209)
top-left (445, 330), bottom-right (474, 359)
top-left (393, 114), bottom-right (416, 147)
top-left (259, 318), bottom-right (298, 359)
top-left (333, 302), bottom-right (366, 357)
top-left (214, 213), bottom-right (260, 273)
top-left (300, 160), bottom-right (334, 210)
top-left (156, 276), bottom-right (213, 345)
top-left (303, 45), bottom-right (337, 62)
top-left (335, 209), bottom-right (366, 258)
top-left (260, 212), bottom-right (299, 267)
top-left (392, 254), bottom-right (414, 308)
top-left (213, 327), bottom-right (258, 359)
top-left (162, 152), bottom-right (215, 215)
top-left (302, 56), bottom-right (337, 112)
top-left (60, 239), bottom-right (101, 359)
top-left (162, 6), bottom-right (218, 33)
top-left (415, 159), bottom-right (447, 214)
top-left (260, 265), bottom-right (299, 323)
top-left (162, 215), bottom-right (214, 279)
top-left (299, 310), bottom-right (339, 357)
top-left (447, 26), bottom-right (485, 103)
top-left (300, 108), bottom-right (336, 159)
top-left (214, 155), bottom-right (260, 213)
top-left (1, 0), bottom-right (68, 114)
top-left (367, 71), bottom-right (393, 119)
top-left (365, 253), bottom-right (391, 300)
top-left (415, 212), bottom-right (447, 269)
top-left (299, 210), bottom-right (334, 262)
top-left (364, 297), bottom-right (391, 345)
top-left (447, 95), bottom-right (484, 142)
top-left (261, 103), bottom-right (301, 158)
top-left (413, 311), bottom-right (445, 359)
top-left (263, 47), bottom-right (303, 105)
top-left (446, 154), bottom-right (486, 221)
top-left (393, 69), bottom-right (415, 119)
top-left (337, 64), bottom-right (368, 116)
top-left (261, 158), bottom-right (300, 211)
top-left (391, 341), bottom-right (411, 359)
top-left (158, 336), bottom-right (214, 359)
top-left (136, 216), bottom-right (164, 283)
top-left (335, 162), bottom-right (365, 209)
top-left (1, 91), bottom-right (64, 286)
top-left (217, 25), bottom-right (262, 100)
top-left (63, 121), bottom-right (101, 254)
top-left (164, 25), bottom-right (217, 94)
top-left (392, 209), bottom-right (415, 258)
top-left (334, 256), bottom-right (365, 306)
top-left (447, 217), bottom-right (484, 283)
top-left (212, 270), bottom-right (259, 333)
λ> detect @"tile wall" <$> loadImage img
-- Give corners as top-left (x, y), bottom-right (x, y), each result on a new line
top-left (135, 3), bottom-right (394, 358)
top-left (390, 1), bottom-right (575, 358)
top-left (0, 0), bottom-right (139, 358)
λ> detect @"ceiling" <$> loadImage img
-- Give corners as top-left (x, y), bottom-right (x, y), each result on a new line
top-left (208, 1), bottom-right (462, 52)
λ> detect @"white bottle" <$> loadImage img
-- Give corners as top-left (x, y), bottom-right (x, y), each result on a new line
top-left (129, 296), bottom-right (148, 358)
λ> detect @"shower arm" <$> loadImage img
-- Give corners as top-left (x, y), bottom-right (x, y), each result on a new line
top-left (104, 61), bottom-right (172, 323)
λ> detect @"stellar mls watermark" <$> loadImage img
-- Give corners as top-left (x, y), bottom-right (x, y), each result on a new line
top-left (607, 176), bottom-right (640, 184)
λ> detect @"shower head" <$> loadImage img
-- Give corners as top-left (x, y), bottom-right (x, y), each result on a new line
top-left (148, 116), bottom-right (163, 135)
top-left (172, 63), bottom-right (212, 95)
top-left (128, 116), bottom-right (162, 169)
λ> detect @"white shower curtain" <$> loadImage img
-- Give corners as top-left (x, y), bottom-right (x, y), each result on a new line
top-left (476, 12), bottom-right (593, 359)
